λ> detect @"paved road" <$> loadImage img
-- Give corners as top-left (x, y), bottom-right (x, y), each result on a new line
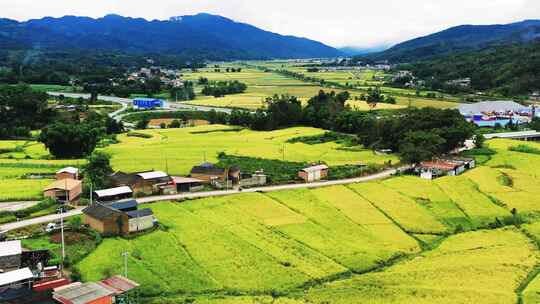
top-left (0, 208), bottom-right (84, 232)
top-left (1, 166), bottom-right (407, 232)
top-left (47, 92), bottom-right (235, 119)
top-left (0, 201), bottom-right (39, 212)
top-left (138, 166), bottom-right (406, 203)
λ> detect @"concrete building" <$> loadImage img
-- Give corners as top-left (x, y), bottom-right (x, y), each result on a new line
top-left (43, 179), bottom-right (82, 203)
top-left (127, 209), bottom-right (155, 233)
top-left (299, 165), bottom-right (329, 183)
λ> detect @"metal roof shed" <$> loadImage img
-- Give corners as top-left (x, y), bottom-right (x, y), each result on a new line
top-left (0, 240), bottom-right (21, 257)
top-left (94, 186), bottom-right (133, 198)
top-left (137, 171), bottom-right (169, 180)
top-left (0, 268), bottom-right (33, 286)
top-left (53, 282), bottom-right (114, 304)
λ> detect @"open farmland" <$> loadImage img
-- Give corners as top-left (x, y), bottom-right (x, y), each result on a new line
top-left (0, 141), bottom-right (79, 201)
top-left (7, 138), bottom-right (535, 302)
top-left (177, 63), bottom-right (460, 110)
top-left (103, 125), bottom-right (396, 175)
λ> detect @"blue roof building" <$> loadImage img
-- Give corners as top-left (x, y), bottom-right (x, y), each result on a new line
top-left (133, 98), bottom-right (165, 110)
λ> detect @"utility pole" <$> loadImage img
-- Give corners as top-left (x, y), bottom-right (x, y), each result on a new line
top-left (122, 251), bottom-right (129, 278)
top-left (89, 182), bottom-right (93, 206)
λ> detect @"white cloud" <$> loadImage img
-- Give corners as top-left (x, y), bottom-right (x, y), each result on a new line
top-left (0, 0), bottom-right (536, 47)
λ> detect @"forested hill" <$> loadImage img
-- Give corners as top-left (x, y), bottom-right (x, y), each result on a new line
top-left (361, 19), bottom-right (540, 63)
top-left (400, 41), bottom-right (540, 96)
top-left (0, 13), bottom-right (343, 60)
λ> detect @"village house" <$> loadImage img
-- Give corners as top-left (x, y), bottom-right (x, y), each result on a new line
top-left (239, 170), bottom-right (268, 187)
top-left (82, 204), bottom-right (128, 236)
top-left (531, 91), bottom-right (540, 101)
top-left (55, 167), bottom-right (79, 181)
top-left (299, 165), bottom-right (329, 183)
top-left (110, 171), bottom-right (175, 196)
top-left (83, 202), bottom-right (156, 236)
top-left (94, 186), bottom-right (133, 202)
top-left (43, 179), bottom-right (82, 203)
top-left (190, 163), bottom-right (241, 185)
top-left (417, 160), bottom-right (463, 180)
top-left (0, 240), bottom-right (22, 272)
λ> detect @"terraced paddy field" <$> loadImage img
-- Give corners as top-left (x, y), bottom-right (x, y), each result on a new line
top-left (10, 137), bottom-right (540, 303)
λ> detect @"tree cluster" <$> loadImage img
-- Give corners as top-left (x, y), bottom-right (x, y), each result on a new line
top-left (0, 84), bottom-right (54, 139)
top-left (201, 80), bottom-right (247, 97)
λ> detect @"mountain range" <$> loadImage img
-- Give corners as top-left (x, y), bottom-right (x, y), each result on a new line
top-left (0, 13), bottom-right (343, 60)
top-left (365, 19), bottom-right (540, 62)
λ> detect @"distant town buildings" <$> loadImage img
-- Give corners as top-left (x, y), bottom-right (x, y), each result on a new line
top-left (446, 78), bottom-right (471, 88)
top-left (458, 100), bottom-right (534, 127)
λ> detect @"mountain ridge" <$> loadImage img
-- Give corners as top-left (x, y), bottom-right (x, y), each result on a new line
top-left (362, 19), bottom-right (540, 62)
top-left (0, 13), bottom-right (344, 60)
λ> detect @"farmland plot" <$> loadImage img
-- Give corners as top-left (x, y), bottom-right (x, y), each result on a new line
top-left (382, 176), bottom-right (472, 230)
top-left (265, 189), bottom-right (406, 272)
top-left (302, 229), bottom-right (539, 304)
top-left (435, 176), bottom-right (509, 227)
top-left (349, 182), bottom-right (448, 234)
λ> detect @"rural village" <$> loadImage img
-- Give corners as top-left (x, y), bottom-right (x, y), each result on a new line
top-left (1, 2), bottom-right (540, 304)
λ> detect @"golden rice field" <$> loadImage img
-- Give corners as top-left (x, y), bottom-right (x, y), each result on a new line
top-left (103, 125), bottom-right (396, 175)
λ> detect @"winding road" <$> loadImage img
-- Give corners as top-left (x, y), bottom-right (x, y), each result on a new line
top-left (0, 166), bottom-right (408, 232)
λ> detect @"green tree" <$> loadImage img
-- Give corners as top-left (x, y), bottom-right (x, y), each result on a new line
top-left (38, 122), bottom-right (103, 158)
top-left (399, 131), bottom-right (446, 164)
top-left (83, 151), bottom-right (114, 190)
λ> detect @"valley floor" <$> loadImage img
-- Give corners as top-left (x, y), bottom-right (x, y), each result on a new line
top-left (38, 138), bottom-right (540, 303)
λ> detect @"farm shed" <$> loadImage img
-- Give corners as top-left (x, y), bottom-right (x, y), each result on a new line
top-left (127, 209), bottom-right (156, 233)
top-left (94, 186), bottom-right (133, 202)
top-left (56, 167), bottom-right (79, 181)
top-left (98, 275), bottom-right (139, 296)
top-left (43, 179), bottom-right (82, 203)
top-left (299, 165), bottom-right (329, 183)
top-left (240, 171), bottom-right (267, 187)
top-left (53, 282), bottom-right (114, 304)
top-left (82, 204), bottom-right (129, 236)
top-left (0, 240), bottom-right (22, 271)
top-left (135, 171), bottom-right (174, 195)
top-left (0, 267), bottom-right (34, 288)
top-left (110, 171), bottom-right (173, 196)
top-left (190, 163), bottom-right (241, 184)
top-left (173, 177), bottom-right (204, 192)
top-left (417, 161), bottom-right (462, 180)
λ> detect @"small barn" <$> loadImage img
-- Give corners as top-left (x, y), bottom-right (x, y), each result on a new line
top-left (82, 204), bottom-right (129, 236)
top-left (173, 177), bottom-right (204, 192)
top-left (43, 179), bottom-right (82, 203)
top-left (134, 171), bottom-right (174, 195)
top-left (55, 167), bottom-right (79, 181)
top-left (0, 267), bottom-right (34, 289)
top-left (127, 209), bottom-right (156, 233)
top-left (299, 165), bottom-right (329, 183)
top-left (417, 161), bottom-right (462, 180)
top-left (190, 163), bottom-right (241, 184)
top-left (0, 240), bottom-right (22, 272)
top-left (94, 186), bottom-right (133, 202)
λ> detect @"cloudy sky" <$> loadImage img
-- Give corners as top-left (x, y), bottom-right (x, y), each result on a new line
top-left (2, 0), bottom-right (539, 48)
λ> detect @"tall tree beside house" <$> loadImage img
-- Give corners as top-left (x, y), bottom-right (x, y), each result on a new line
top-left (83, 151), bottom-right (114, 191)
top-left (38, 121), bottom-right (104, 158)
top-left (398, 131), bottom-right (446, 164)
